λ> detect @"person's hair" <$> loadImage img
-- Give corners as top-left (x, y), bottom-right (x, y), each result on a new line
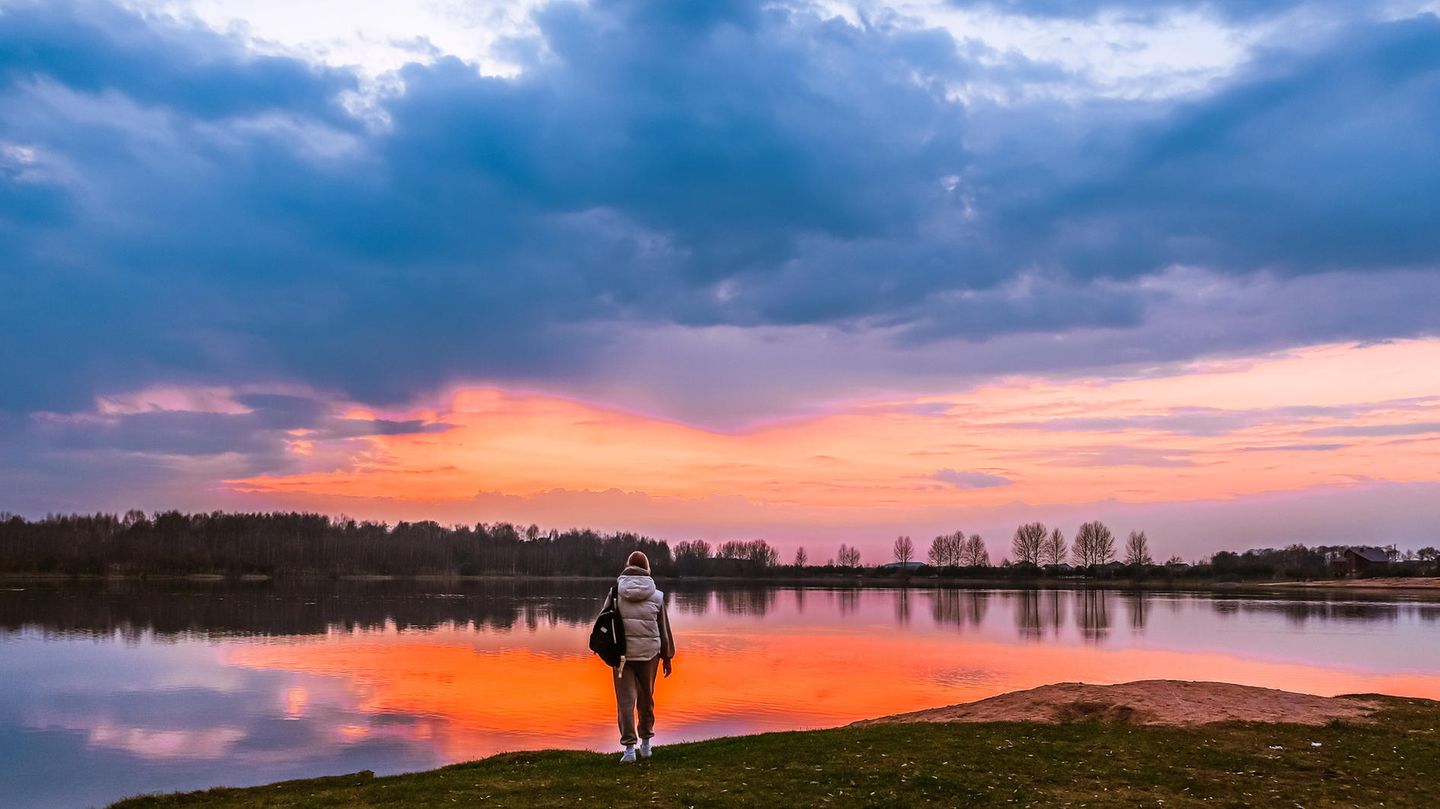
top-left (626, 550), bottom-right (650, 572)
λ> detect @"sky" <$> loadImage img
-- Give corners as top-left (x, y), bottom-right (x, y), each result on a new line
top-left (2, 0), bottom-right (1439, 561)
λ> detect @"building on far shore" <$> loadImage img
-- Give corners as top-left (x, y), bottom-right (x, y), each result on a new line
top-left (1340, 547), bottom-right (1392, 577)
top-left (877, 561), bottom-right (929, 573)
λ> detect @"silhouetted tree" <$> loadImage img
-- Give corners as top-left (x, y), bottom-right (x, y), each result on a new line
top-left (1041, 527), bottom-right (1067, 566)
top-left (959, 534), bottom-right (990, 567)
top-left (927, 531), bottom-right (964, 567)
top-left (1073, 521), bottom-right (1116, 567)
top-left (1011, 522), bottom-right (1047, 566)
top-left (893, 535), bottom-right (915, 565)
top-left (793, 546), bottom-right (808, 567)
top-left (0, 511), bottom-right (673, 577)
top-left (1125, 530), bottom-right (1153, 566)
top-left (717, 539), bottom-right (779, 569)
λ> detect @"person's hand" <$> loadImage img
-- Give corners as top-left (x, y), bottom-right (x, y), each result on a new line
top-left (662, 659), bottom-right (673, 678)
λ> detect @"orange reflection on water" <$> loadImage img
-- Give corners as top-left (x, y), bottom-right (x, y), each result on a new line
top-left (224, 621), bottom-right (1440, 763)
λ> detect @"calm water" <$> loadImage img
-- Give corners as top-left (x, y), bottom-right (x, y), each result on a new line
top-left (4, 580), bottom-right (1440, 807)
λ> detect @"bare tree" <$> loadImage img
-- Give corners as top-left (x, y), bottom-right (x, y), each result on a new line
top-left (1041, 527), bottom-right (1067, 566)
top-left (893, 535), bottom-right (915, 566)
top-left (794, 546), bottom-right (808, 567)
top-left (837, 543), bottom-right (861, 568)
top-left (927, 535), bottom-right (948, 567)
top-left (1124, 530), bottom-right (1153, 566)
top-left (1073, 521), bottom-right (1116, 567)
top-left (960, 533), bottom-right (990, 567)
top-left (973, 534), bottom-right (991, 567)
top-left (1011, 522), bottom-right (1047, 566)
top-left (928, 531), bottom-right (966, 567)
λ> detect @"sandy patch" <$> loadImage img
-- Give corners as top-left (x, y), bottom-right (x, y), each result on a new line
top-left (853, 680), bottom-right (1381, 728)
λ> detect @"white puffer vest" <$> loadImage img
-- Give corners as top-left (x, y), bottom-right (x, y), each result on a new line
top-left (616, 567), bottom-right (665, 661)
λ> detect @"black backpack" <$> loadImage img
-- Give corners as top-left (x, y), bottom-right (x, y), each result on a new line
top-left (589, 586), bottom-right (627, 668)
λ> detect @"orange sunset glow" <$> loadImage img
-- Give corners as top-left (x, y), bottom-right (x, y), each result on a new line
top-left (218, 590), bottom-right (1440, 762)
top-left (221, 339), bottom-right (1440, 554)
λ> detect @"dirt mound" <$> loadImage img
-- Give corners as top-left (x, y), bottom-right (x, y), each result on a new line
top-left (853, 680), bottom-right (1381, 728)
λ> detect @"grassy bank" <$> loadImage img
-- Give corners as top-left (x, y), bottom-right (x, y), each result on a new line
top-left (115, 695), bottom-right (1440, 808)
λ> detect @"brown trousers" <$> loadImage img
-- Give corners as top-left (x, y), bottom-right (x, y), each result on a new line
top-left (613, 656), bottom-right (661, 745)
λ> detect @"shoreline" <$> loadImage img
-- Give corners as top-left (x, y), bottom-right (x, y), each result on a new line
top-left (1253, 576), bottom-right (1440, 591)
top-left (5, 571), bottom-right (1440, 599)
top-left (109, 680), bottom-right (1440, 808)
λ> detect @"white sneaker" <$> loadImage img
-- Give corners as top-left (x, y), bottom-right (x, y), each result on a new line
top-left (638, 740), bottom-right (653, 758)
top-left (620, 745), bottom-right (636, 763)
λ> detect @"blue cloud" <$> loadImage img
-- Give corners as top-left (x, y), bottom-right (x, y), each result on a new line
top-left (1010, 16), bottom-right (1440, 277)
top-left (0, 0), bottom-right (1438, 427)
top-left (944, 0), bottom-right (1379, 21)
top-left (1307, 422), bottom-right (1440, 437)
top-left (0, 0), bottom-right (357, 120)
top-left (933, 469), bottom-right (1013, 488)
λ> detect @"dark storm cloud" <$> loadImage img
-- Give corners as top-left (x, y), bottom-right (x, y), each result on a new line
top-left (28, 395), bottom-right (448, 457)
top-left (0, 390), bottom-right (449, 514)
top-left (992, 17), bottom-right (1440, 279)
top-left (0, 0), bottom-right (357, 120)
top-left (1, 0), bottom-right (1439, 421)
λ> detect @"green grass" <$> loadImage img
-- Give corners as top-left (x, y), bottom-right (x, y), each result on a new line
top-left (113, 697), bottom-right (1440, 808)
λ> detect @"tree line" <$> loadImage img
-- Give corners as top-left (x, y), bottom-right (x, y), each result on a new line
top-left (878, 521), bottom-right (1156, 571)
top-left (0, 511), bottom-right (672, 577)
top-left (1, 511), bottom-right (1434, 580)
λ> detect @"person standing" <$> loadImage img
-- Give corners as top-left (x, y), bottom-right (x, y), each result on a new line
top-left (611, 550), bottom-right (675, 763)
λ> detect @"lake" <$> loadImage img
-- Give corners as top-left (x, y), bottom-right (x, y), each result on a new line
top-left (3, 579), bottom-right (1440, 808)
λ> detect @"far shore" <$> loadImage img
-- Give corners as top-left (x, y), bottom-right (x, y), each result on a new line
top-left (1255, 576), bottom-right (1440, 591)
top-left (6, 570), bottom-right (1440, 598)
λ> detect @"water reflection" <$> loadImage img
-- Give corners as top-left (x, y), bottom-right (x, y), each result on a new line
top-left (1014, 590), bottom-right (1068, 640)
top-left (3, 581), bottom-right (1435, 642)
top-left (928, 589), bottom-right (989, 629)
top-left (714, 587), bottom-right (777, 617)
top-left (4, 582), bottom-right (1440, 809)
top-left (1214, 597), bottom-right (1404, 627)
top-left (1125, 592), bottom-right (1150, 632)
top-left (0, 579), bottom-right (607, 639)
top-left (672, 589), bottom-right (710, 616)
top-left (1077, 590), bottom-right (1111, 642)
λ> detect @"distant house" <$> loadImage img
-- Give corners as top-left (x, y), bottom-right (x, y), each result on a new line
top-left (1342, 547), bottom-right (1391, 577)
top-left (878, 561), bottom-right (929, 572)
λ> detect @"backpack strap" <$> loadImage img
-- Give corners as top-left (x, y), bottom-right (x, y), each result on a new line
top-left (607, 586), bottom-right (625, 678)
